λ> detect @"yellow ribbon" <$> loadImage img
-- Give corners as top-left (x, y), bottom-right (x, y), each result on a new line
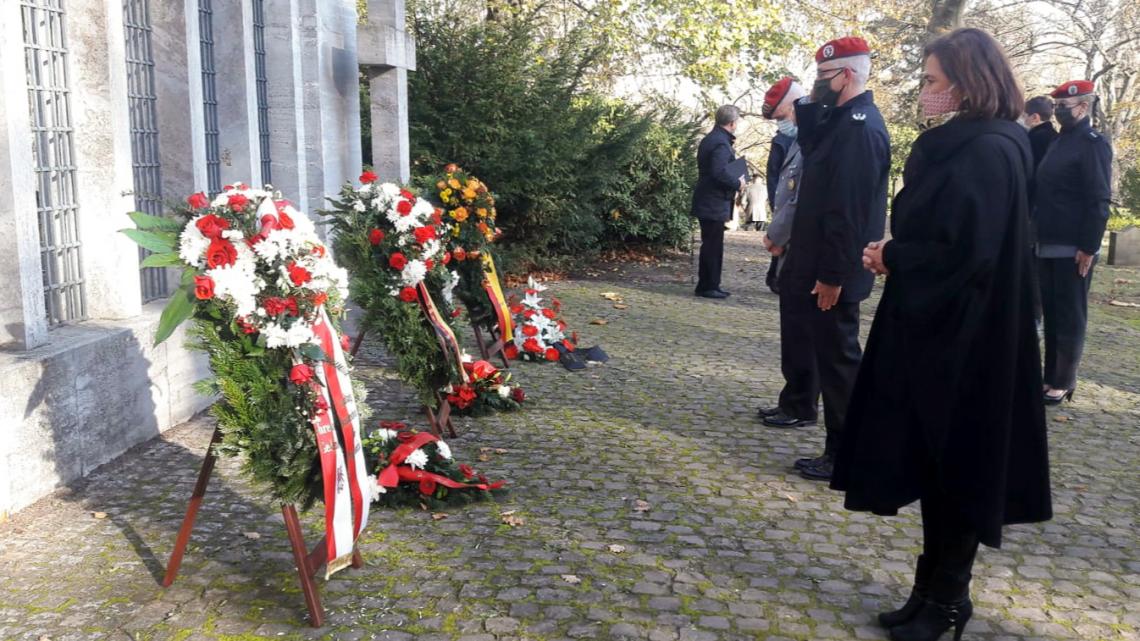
top-left (482, 253), bottom-right (513, 342)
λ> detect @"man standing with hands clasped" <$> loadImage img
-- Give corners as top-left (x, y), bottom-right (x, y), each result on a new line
top-left (778, 37), bottom-right (890, 481)
top-left (691, 105), bottom-right (747, 299)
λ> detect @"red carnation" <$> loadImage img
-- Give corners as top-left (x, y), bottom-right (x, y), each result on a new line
top-left (237, 317), bottom-right (258, 335)
top-left (187, 192), bottom-right (210, 209)
top-left (419, 477), bottom-right (438, 496)
top-left (195, 213), bottom-right (230, 239)
top-left (522, 325), bottom-right (538, 338)
top-left (413, 226), bottom-right (436, 244)
top-left (360, 170), bottom-right (378, 184)
top-left (523, 337), bottom-right (541, 353)
top-left (193, 275), bottom-right (215, 300)
top-left (264, 297), bottom-right (288, 316)
top-left (290, 363), bottom-right (314, 385)
top-left (400, 189), bottom-right (416, 200)
top-left (442, 251), bottom-right (452, 265)
top-left (399, 287), bottom-right (418, 303)
top-left (545, 347), bottom-right (560, 362)
top-left (451, 307), bottom-right (462, 318)
top-left (369, 229), bottom-right (384, 245)
top-left (205, 238), bottom-right (238, 268)
top-left (510, 304), bottom-right (523, 315)
top-left (424, 259), bottom-right (434, 271)
top-left (278, 209), bottom-right (295, 230)
top-left (431, 208), bottom-right (444, 225)
top-left (287, 261), bottom-right (312, 286)
top-left (503, 344), bottom-right (519, 360)
top-left (523, 309), bottom-right (536, 319)
top-left (311, 245), bottom-right (326, 257)
top-left (511, 387), bottom-right (526, 403)
top-left (227, 193), bottom-right (249, 212)
top-left (396, 199), bottom-right (413, 216)
top-left (389, 252), bottom-right (408, 270)
top-left (542, 308), bottom-right (557, 320)
top-left (459, 464), bottom-right (475, 479)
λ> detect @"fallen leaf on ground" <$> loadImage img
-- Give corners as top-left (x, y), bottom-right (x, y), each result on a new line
top-left (607, 544), bottom-right (627, 554)
top-left (784, 494), bottom-right (799, 503)
top-left (480, 447), bottom-right (508, 454)
top-left (432, 513), bottom-right (449, 521)
top-left (561, 574), bottom-right (582, 584)
top-left (601, 292), bottom-right (623, 302)
top-left (590, 318), bottom-right (608, 325)
top-left (613, 304), bottom-right (629, 310)
top-left (478, 453), bottom-right (491, 462)
top-left (1108, 299), bottom-right (1140, 308)
top-left (1114, 279), bottom-right (1134, 284)
top-left (92, 512), bottom-right (107, 519)
top-left (242, 531), bottom-right (261, 540)
top-left (633, 500), bottom-right (651, 512)
top-left (500, 511), bottom-right (526, 527)
top-left (1054, 415), bottom-right (1070, 422)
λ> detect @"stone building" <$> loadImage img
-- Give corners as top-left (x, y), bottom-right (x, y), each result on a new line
top-left (0, 0), bottom-right (375, 518)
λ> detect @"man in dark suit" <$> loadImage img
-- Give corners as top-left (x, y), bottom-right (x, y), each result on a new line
top-left (1024, 95), bottom-right (1058, 169)
top-left (691, 105), bottom-right (745, 299)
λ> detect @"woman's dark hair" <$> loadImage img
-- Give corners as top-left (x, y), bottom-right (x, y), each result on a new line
top-left (923, 28), bottom-right (1023, 121)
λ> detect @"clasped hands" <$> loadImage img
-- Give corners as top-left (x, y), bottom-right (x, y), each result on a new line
top-left (863, 240), bottom-right (889, 276)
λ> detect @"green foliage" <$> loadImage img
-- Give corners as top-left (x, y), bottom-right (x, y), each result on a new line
top-left (886, 121), bottom-right (920, 193)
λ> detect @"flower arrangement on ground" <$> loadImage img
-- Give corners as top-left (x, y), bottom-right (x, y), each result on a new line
top-left (508, 277), bottom-right (574, 362)
top-left (324, 172), bottom-right (462, 406)
top-left (446, 358), bottom-right (525, 416)
top-left (364, 421), bottom-right (506, 508)
top-left (121, 184), bottom-right (369, 516)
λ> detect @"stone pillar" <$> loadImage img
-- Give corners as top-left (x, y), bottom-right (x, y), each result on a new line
top-left (359, 0), bottom-right (415, 183)
top-left (317, 0), bottom-right (364, 198)
top-left (0, 8), bottom-right (50, 350)
top-left (263, 0), bottom-right (309, 209)
top-left (150, 0), bottom-right (197, 201)
top-left (212, 0), bottom-right (263, 187)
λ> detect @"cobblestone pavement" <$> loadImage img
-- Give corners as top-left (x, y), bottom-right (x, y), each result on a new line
top-left (2, 231), bottom-right (1138, 641)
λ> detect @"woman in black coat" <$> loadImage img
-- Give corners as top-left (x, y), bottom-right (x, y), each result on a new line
top-left (831, 29), bottom-right (1051, 641)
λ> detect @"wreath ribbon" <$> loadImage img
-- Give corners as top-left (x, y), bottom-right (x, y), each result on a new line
top-left (481, 254), bottom-right (513, 342)
top-left (377, 430), bottom-right (504, 491)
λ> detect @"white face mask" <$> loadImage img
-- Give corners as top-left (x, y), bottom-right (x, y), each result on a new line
top-left (776, 119), bottom-right (798, 138)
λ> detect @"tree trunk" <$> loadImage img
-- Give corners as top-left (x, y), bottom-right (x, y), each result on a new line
top-left (928, 0), bottom-right (970, 35)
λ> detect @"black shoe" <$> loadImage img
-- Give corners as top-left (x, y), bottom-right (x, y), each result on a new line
top-left (1043, 388), bottom-right (1074, 405)
top-left (799, 455), bottom-right (833, 481)
top-left (757, 405), bottom-right (782, 418)
top-left (715, 289), bottom-right (731, 297)
top-left (793, 454), bottom-right (827, 470)
top-left (888, 598), bottom-right (972, 641)
top-left (695, 289), bottom-right (728, 299)
top-left (762, 411), bottom-right (816, 428)
top-left (879, 555), bottom-right (932, 628)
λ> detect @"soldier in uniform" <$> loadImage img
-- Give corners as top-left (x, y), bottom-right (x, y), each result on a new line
top-left (763, 87), bottom-right (798, 294)
top-left (1034, 80), bottom-right (1113, 404)
top-left (691, 105), bottom-right (746, 299)
top-left (778, 37), bottom-right (890, 481)
top-left (754, 78), bottom-right (820, 428)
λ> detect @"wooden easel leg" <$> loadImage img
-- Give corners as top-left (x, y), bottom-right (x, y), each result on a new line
top-left (282, 505), bottom-right (325, 628)
top-left (472, 323), bottom-right (491, 360)
top-left (350, 329), bottom-right (367, 358)
top-left (351, 547), bottom-right (364, 569)
top-left (162, 426), bottom-right (223, 587)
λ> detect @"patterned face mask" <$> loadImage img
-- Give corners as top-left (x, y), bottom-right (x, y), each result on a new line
top-left (919, 86), bottom-right (959, 119)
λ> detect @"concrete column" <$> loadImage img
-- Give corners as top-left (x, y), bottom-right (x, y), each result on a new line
top-left (150, 0), bottom-right (196, 201)
top-left (263, 0), bottom-right (309, 209)
top-left (360, 0), bottom-right (415, 183)
top-left (182, 2), bottom-right (208, 193)
top-left (69, 0), bottom-right (143, 320)
top-left (316, 0), bottom-right (363, 195)
top-left (212, 0), bottom-right (262, 187)
top-left (0, 7), bottom-right (50, 350)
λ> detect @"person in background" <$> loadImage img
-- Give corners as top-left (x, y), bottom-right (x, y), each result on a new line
top-left (1034, 80), bottom-right (1113, 404)
top-left (755, 78), bottom-right (820, 430)
top-left (832, 28), bottom-right (1050, 641)
top-left (1023, 96), bottom-right (1058, 169)
top-left (691, 105), bottom-right (746, 299)
top-left (777, 36), bottom-right (890, 481)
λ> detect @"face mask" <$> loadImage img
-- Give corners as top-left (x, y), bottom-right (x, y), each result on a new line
top-left (776, 119), bottom-right (798, 138)
top-left (812, 70), bottom-right (844, 107)
top-left (919, 86), bottom-right (959, 120)
top-left (1055, 104), bottom-right (1079, 128)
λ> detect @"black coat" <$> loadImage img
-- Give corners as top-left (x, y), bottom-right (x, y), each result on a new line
top-left (766, 132), bottom-right (795, 210)
top-left (779, 92), bottom-right (890, 303)
top-left (831, 118), bottom-right (1052, 549)
top-left (1027, 122), bottom-right (1057, 170)
top-left (690, 126), bottom-right (739, 221)
top-left (1033, 118), bottom-right (1113, 254)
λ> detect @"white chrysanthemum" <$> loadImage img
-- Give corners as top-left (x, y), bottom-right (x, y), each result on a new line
top-left (373, 428), bottom-right (398, 443)
top-left (288, 207), bottom-right (317, 237)
top-left (441, 269), bottom-right (459, 305)
top-left (405, 449), bottom-right (428, 470)
top-left (358, 183), bottom-right (373, 193)
top-left (435, 441), bottom-right (452, 460)
top-left (178, 224), bottom-right (210, 267)
top-left (393, 213), bottom-right (418, 234)
top-left (261, 320), bottom-right (318, 349)
top-left (460, 352), bottom-right (473, 363)
top-left (252, 232), bottom-right (288, 264)
top-left (353, 200), bottom-right (366, 212)
top-left (368, 476), bottom-right (386, 501)
top-left (422, 239), bottom-right (442, 259)
top-left (401, 260), bottom-right (427, 286)
top-left (209, 258), bottom-right (261, 317)
top-left (412, 198), bottom-right (435, 218)
top-left (497, 385), bottom-right (511, 399)
top-left (379, 183), bottom-right (401, 199)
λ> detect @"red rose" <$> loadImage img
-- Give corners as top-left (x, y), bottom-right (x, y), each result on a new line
top-left (287, 262), bottom-right (312, 286)
top-left (523, 309), bottom-right (536, 319)
top-left (523, 337), bottom-right (541, 353)
top-left (400, 189), bottom-right (416, 200)
top-left (451, 307), bottom-right (462, 318)
top-left (193, 275), bottom-right (215, 300)
top-left (399, 287), bottom-right (418, 303)
top-left (205, 238), bottom-right (238, 268)
top-left (472, 360), bottom-right (498, 380)
top-left (522, 325), bottom-right (538, 337)
top-left (442, 251), bottom-right (452, 265)
top-left (389, 253), bottom-right (408, 270)
top-left (396, 199), bottom-right (413, 216)
top-left (277, 210), bottom-right (295, 230)
top-left (369, 229), bottom-right (384, 245)
top-left (459, 464), bottom-right (475, 479)
top-left (290, 363), bottom-right (314, 385)
top-left (511, 387), bottom-right (526, 403)
top-left (187, 192), bottom-right (210, 209)
top-left (419, 477), bottom-right (438, 495)
top-left (360, 170), bottom-right (378, 184)
top-left (542, 308), bottom-right (557, 320)
top-left (510, 304), bottom-right (523, 315)
top-left (195, 214), bottom-right (230, 239)
top-left (424, 259), bottom-right (434, 271)
top-left (503, 344), bottom-right (519, 360)
top-left (453, 248), bottom-right (467, 261)
top-left (413, 226), bottom-right (436, 244)
top-left (396, 430), bottom-right (415, 442)
top-left (545, 347), bottom-right (560, 362)
top-left (237, 317), bottom-right (258, 334)
top-left (227, 193), bottom-right (249, 211)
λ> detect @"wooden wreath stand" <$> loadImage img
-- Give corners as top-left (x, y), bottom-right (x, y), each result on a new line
top-left (162, 427), bottom-right (362, 628)
top-left (470, 282), bottom-right (512, 370)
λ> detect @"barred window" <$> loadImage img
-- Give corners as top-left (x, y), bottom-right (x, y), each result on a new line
top-left (252, 0), bottom-right (272, 185)
top-left (199, 0), bottom-right (221, 195)
top-left (124, 0), bottom-right (168, 301)
top-left (21, 0), bottom-right (86, 326)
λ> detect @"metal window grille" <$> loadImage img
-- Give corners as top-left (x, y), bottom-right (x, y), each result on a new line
top-left (21, 0), bottom-right (86, 326)
top-left (199, 0), bottom-right (221, 195)
top-left (124, 0), bottom-right (168, 301)
top-left (252, 0), bottom-right (271, 185)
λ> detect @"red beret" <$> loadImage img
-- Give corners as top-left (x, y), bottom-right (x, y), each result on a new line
top-left (762, 77), bottom-right (797, 119)
top-left (1051, 80), bottom-right (1095, 99)
top-left (815, 37), bottom-right (871, 63)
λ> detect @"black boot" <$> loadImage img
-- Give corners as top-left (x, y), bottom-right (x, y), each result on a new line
top-left (878, 555), bottom-right (932, 628)
top-left (888, 598), bottom-right (972, 641)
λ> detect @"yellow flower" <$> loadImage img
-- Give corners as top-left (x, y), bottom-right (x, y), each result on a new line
top-left (448, 178), bottom-right (461, 190)
top-left (451, 207), bottom-right (469, 222)
top-left (476, 207), bottom-right (488, 218)
top-left (441, 188), bottom-right (453, 202)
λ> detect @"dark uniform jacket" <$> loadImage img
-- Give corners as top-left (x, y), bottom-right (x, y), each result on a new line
top-left (831, 118), bottom-right (1051, 548)
top-left (690, 126), bottom-right (740, 222)
top-left (1027, 122), bottom-right (1057, 169)
top-left (1032, 118), bottom-right (1113, 254)
top-left (766, 132), bottom-right (795, 210)
top-left (779, 91), bottom-right (889, 303)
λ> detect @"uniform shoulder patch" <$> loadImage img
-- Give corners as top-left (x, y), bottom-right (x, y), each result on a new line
top-left (852, 112), bottom-right (867, 122)
top-left (1088, 131), bottom-right (1100, 140)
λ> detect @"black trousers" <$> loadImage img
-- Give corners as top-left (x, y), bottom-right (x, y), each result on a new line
top-left (777, 289), bottom-right (819, 420)
top-left (920, 475), bottom-right (980, 602)
top-left (1039, 256), bottom-right (1095, 390)
top-left (765, 255), bottom-right (780, 294)
top-left (784, 295), bottom-right (861, 455)
top-left (696, 218), bottom-right (726, 293)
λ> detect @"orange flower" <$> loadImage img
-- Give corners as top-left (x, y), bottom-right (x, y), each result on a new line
top-left (451, 207), bottom-right (469, 222)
